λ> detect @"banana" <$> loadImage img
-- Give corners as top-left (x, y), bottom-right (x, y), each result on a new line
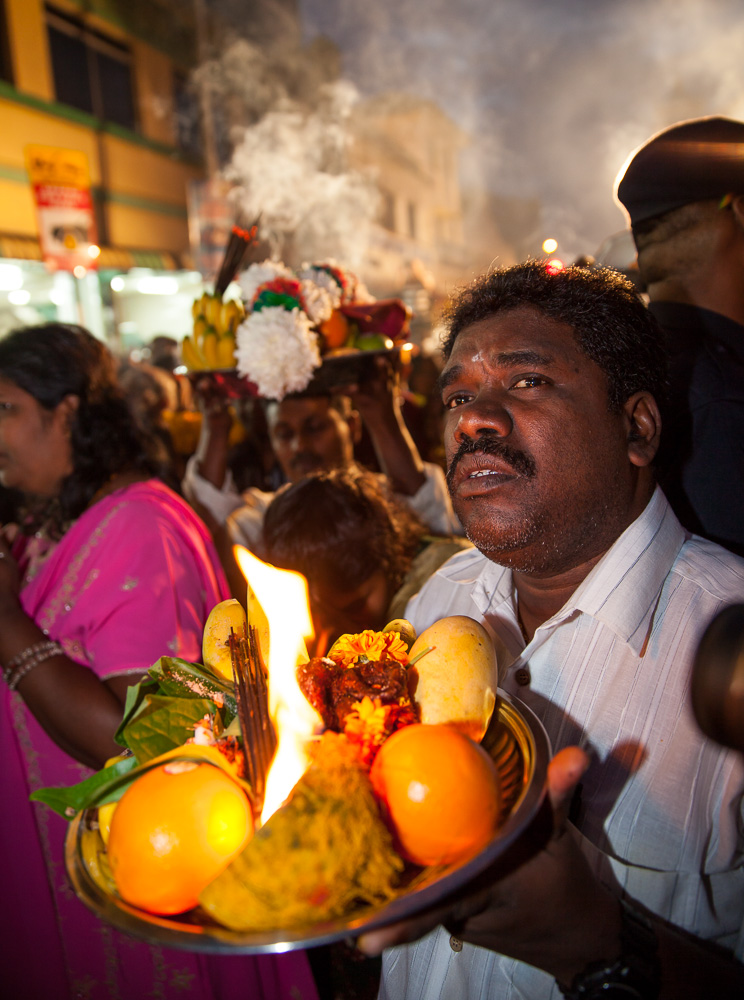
top-left (192, 315), bottom-right (208, 348)
top-left (181, 335), bottom-right (206, 371)
top-left (80, 824), bottom-right (116, 894)
top-left (220, 299), bottom-right (245, 336)
top-left (216, 334), bottom-right (236, 369)
top-left (98, 801), bottom-right (117, 846)
top-left (202, 329), bottom-right (220, 369)
top-left (204, 294), bottom-right (223, 329)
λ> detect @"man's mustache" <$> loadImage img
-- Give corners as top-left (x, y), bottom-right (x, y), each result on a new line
top-left (446, 435), bottom-right (537, 492)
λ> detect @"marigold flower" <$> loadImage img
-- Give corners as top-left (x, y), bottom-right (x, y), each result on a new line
top-left (328, 629), bottom-right (409, 668)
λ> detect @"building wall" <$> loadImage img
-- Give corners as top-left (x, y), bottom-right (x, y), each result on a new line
top-left (350, 94), bottom-right (509, 297)
top-left (0, 0), bottom-right (203, 260)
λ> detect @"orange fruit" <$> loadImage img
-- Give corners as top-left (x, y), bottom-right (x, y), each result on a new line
top-left (107, 761), bottom-right (253, 915)
top-left (369, 724), bottom-right (501, 866)
top-left (319, 309), bottom-right (350, 349)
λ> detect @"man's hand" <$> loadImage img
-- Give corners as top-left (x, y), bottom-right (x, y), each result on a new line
top-left (340, 356), bottom-right (426, 495)
top-left (357, 747), bottom-right (623, 985)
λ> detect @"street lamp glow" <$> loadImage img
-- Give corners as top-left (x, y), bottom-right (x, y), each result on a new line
top-left (542, 238), bottom-right (558, 254)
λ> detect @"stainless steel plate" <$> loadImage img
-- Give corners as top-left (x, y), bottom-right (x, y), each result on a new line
top-left (65, 691), bottom-right (550, 954)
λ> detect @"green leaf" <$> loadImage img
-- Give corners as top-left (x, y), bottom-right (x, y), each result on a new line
top-left (120, 695), bottom-right (217, 765)
top-left (151, 657), bottom-right (237, 721)
top-left (30, 755), bottom-right (138, 819)
top-left (253, 290), bottom-right (302, 312)
top-left (114, 676), bottom-right (159, 746)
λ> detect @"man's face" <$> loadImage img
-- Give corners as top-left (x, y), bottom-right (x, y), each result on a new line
top-left (267, 397), bottom-right (356, 483)
top-left (441, 306), bottom-right (642, 575)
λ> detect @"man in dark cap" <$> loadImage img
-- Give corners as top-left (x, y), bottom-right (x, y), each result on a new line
top-left (615, 115), bottom-right (744, 555)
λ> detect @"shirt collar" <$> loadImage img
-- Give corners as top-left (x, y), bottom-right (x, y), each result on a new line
top-left (569, 487), bottom-right (685, 652)
top-left (467, 487), bottom-right (685, 655)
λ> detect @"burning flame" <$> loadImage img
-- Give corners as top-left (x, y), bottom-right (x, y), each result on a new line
top-left (233, 546), bottom-right (321, 824)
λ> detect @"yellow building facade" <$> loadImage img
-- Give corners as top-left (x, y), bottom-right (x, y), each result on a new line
top-left (0, 0), bottom-right (205, 342)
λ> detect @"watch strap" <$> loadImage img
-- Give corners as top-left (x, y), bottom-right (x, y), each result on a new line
top-left (558, 900), bottom-right (661, 1000)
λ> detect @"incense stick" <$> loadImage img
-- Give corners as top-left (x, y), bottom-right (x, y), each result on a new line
top-left (230, 623), bottom-right (276, 823)
top-left (214, 215), bottom-right (262, 298)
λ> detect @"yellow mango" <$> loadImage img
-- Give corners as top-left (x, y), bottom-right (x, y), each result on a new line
top-left (202, 599), bottom-right (248, 680)
top-left (245, 580), bottom-right (270, 667)
top-left (382, 618), bottom-right (417, 651)
top-left (408, 615), bottom-right (498, 742)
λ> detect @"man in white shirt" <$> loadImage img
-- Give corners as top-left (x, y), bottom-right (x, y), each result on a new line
top-left (359, 261), bottom-right (744, 999)
top-left (183, 359), bottom-right (460, 554)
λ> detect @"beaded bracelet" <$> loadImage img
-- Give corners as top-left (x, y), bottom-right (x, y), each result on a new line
top-left (4, 640), bottom-right (64, 691)
top-left (5, 638), bottom-right (60, 673)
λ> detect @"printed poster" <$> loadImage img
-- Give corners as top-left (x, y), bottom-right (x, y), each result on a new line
top-left (25, 145), bottom-right (98, 271)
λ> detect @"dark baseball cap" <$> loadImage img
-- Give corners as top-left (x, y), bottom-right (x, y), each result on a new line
top-left (615, 116), bottom-right (744, 227)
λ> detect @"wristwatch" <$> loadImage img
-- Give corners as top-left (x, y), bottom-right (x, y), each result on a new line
top-left (558, 901), bottom-right (661, 999)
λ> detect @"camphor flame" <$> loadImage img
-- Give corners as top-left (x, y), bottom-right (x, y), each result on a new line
top-left (233, 546), bottom-right (321, 825)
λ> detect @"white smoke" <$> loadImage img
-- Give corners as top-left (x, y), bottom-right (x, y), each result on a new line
top-left (225, 80), bottom-right (379, 269)
top-left (193, 36), bottom-right (379, 269)
top-left (299, 0), bottom-right (744, 259)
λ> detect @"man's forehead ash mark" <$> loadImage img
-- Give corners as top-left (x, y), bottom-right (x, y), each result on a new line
top-left (439, 348), bottom-right (556, 391)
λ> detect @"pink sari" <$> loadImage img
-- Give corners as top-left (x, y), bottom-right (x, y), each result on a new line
top-left (0, 480), bottom-right (318, 1000)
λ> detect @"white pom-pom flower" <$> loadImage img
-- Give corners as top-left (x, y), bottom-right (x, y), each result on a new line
top-left (238, 260), bottom-right (294, 305)
top-left (297, 265), bottom-right (343, 309)
top-left (235, 306), bottom-right (321, 400)
top-left (299, 279), bottom-right (333, 326)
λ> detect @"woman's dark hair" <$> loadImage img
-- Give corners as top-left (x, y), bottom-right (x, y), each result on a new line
top-left (262, 465), bottom-right (427, 595)
top-left (442, 260), bottom-right (668, 412)
top-left (0, 323), bottom-right (161, 527)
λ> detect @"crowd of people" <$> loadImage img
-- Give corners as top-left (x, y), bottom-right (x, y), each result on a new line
top-left (1, 113), bottom-right (744, 1000)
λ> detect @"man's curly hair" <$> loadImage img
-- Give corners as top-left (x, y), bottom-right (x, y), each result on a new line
top-left (263, 465), bottom-right (426, 596)
top-left (442, 261), bottom-right (668, 412)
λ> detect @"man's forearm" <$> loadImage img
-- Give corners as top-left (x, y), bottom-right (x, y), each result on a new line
top-left (366, 406), bottom-right (426, 496)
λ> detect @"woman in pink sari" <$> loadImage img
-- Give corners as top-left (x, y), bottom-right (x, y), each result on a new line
top-left (0, 324), bottom-right (318, 1000)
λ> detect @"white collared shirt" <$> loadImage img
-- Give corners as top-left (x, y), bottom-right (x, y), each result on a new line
top-left (381, 488), bottom-right (744, 1000)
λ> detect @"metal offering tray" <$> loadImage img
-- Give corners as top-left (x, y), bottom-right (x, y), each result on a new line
top-left (65, 691), bottom-right (550, 955)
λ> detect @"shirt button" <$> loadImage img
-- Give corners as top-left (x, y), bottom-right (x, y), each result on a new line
top-left (514, 667), bottom-right (531, 686)
top-left (449, 936), bottom-right (463, 952)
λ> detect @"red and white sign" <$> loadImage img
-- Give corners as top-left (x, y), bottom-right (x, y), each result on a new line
top-left (25, 145), bottom-right (99, 272)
